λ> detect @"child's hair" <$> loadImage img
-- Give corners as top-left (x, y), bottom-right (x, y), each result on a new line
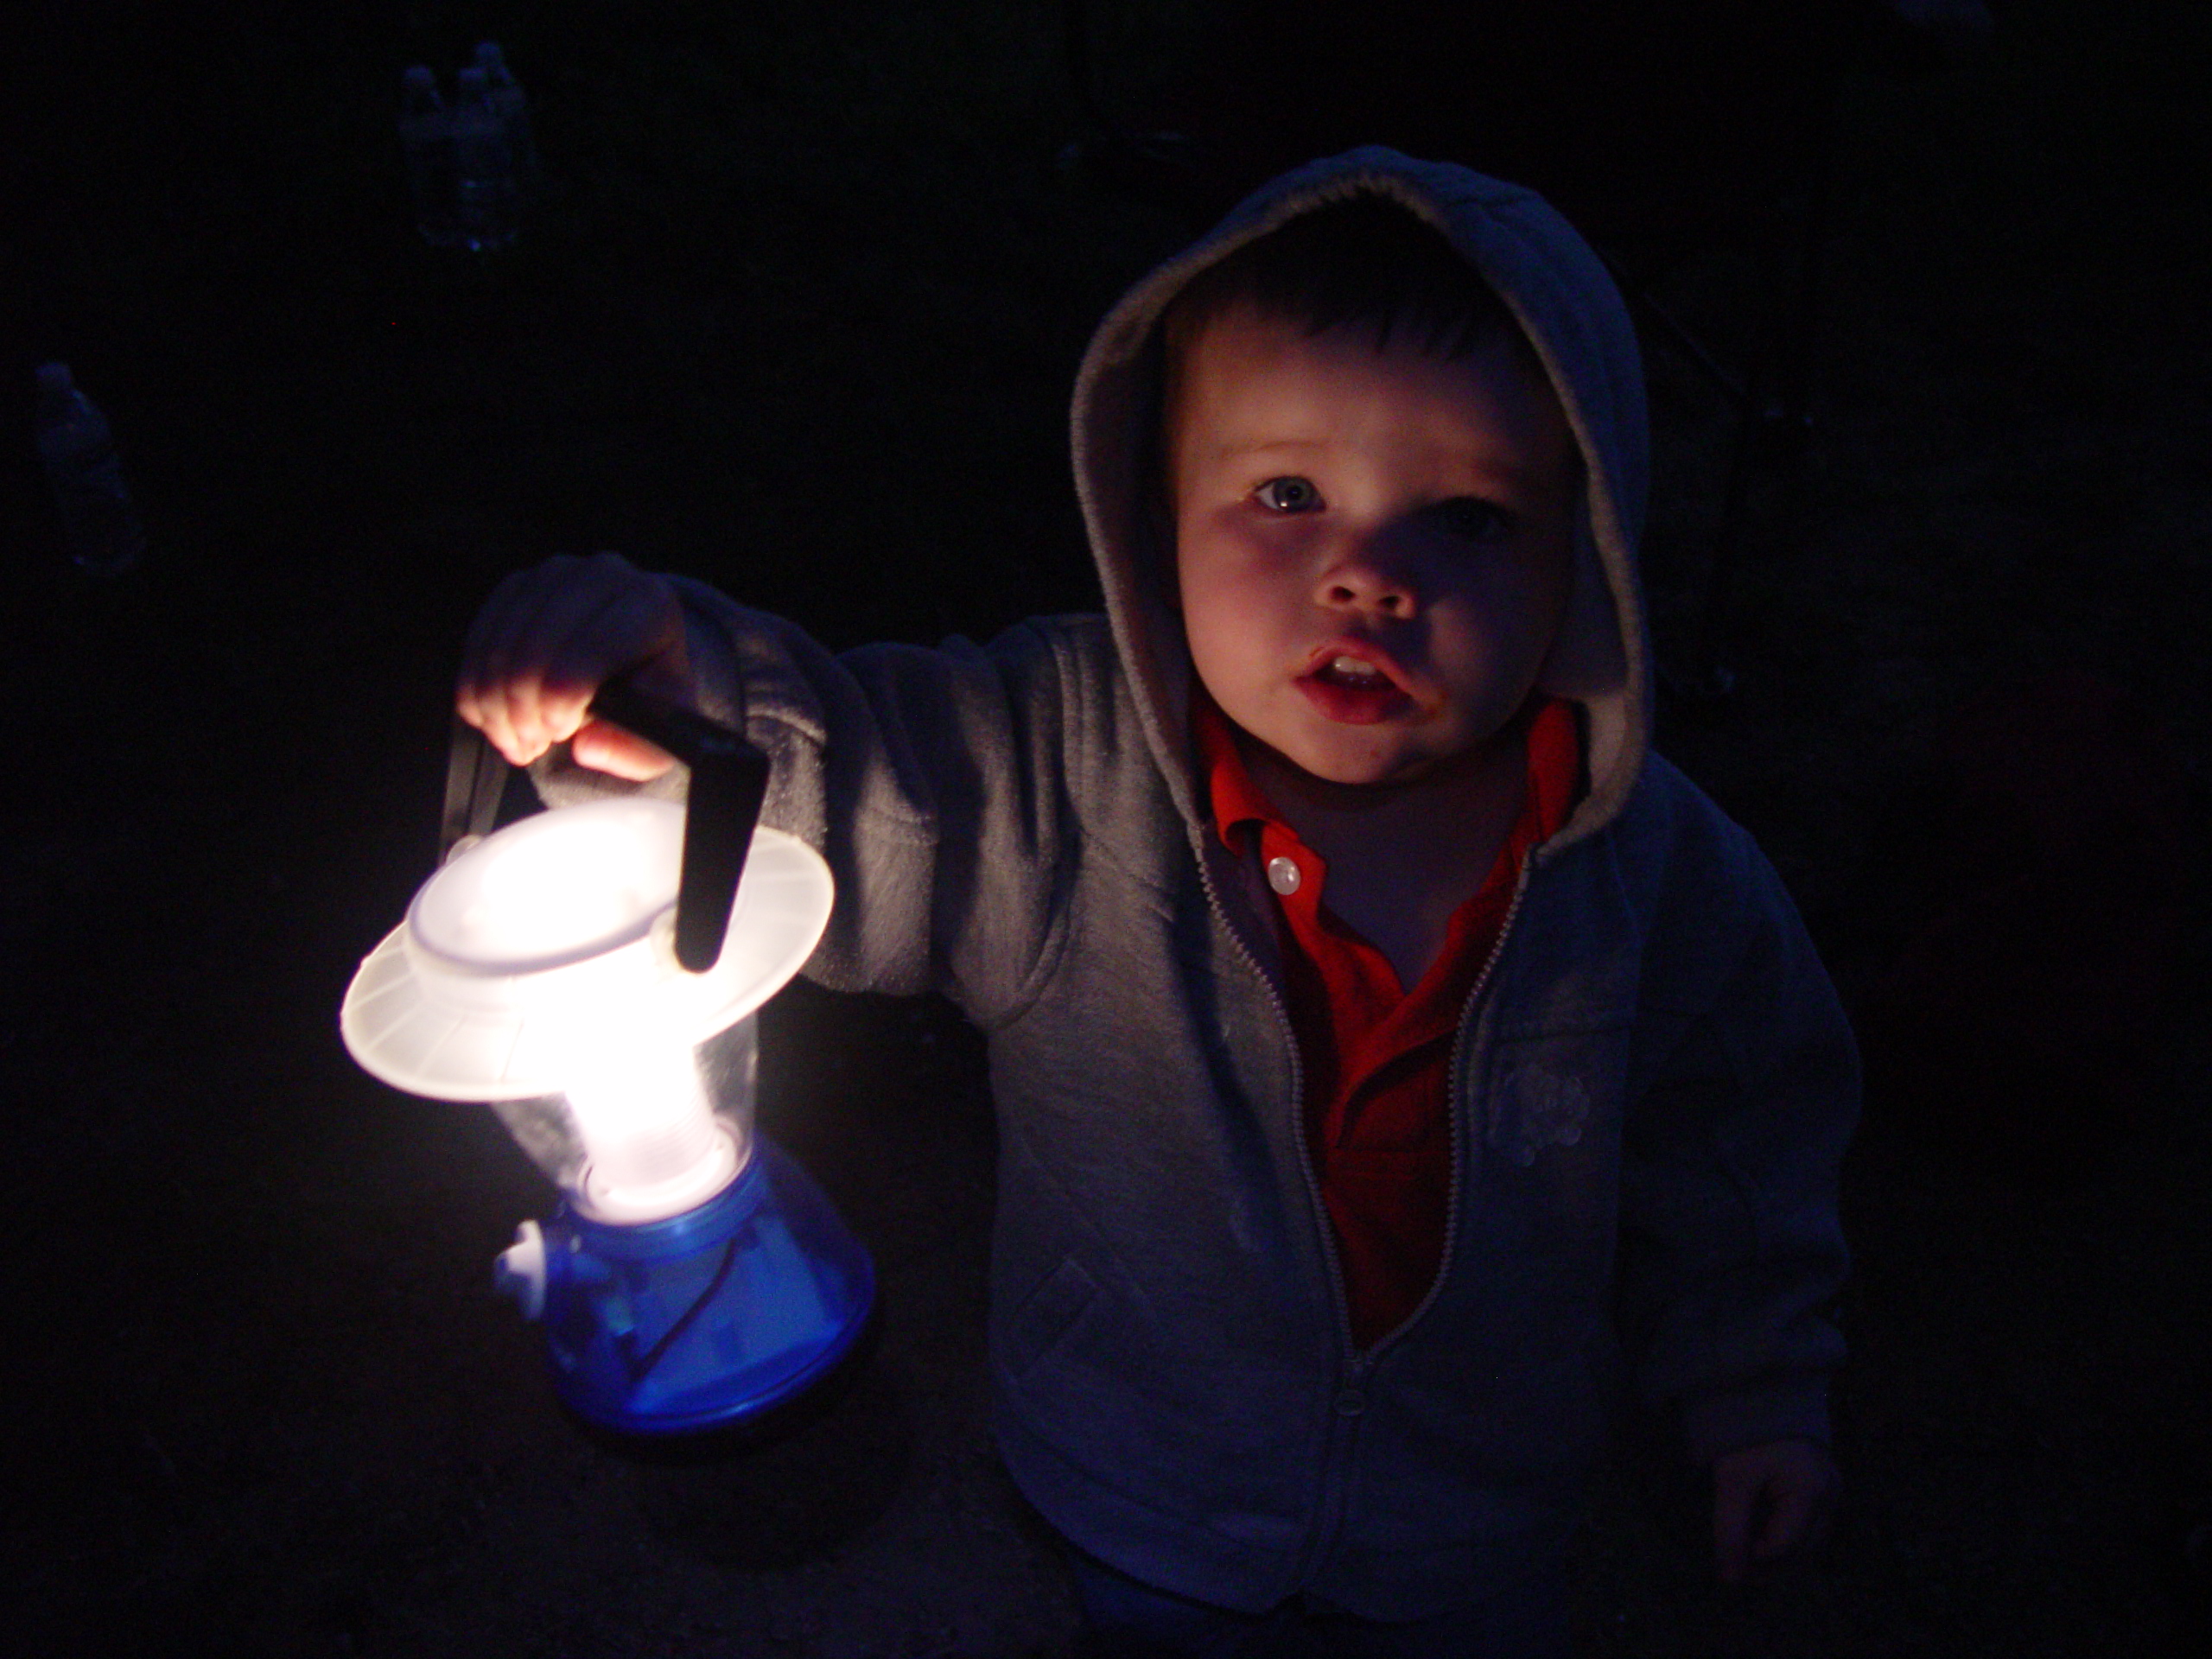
top-left (1161, 194), bottom-right (1526, 376)
top-left (1151, 193), bottom-right (1544, 536)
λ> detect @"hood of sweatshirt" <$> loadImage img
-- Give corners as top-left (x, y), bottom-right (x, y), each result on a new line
top-left (1070, 147), bottom-right (1649, 854)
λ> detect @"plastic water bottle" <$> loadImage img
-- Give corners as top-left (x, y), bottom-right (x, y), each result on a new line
top-left (397, 66), bottom-right (460, 248)
top-left (449, 66), bottom-right (519, 252)
top-left (35, 363), bottom-right (145, 576)
top-left (474, 41), bottom-right (542, 200)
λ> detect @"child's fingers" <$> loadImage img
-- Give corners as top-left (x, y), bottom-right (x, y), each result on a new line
top-left (1754, 1478), bottom-right (1817, 1559)
top-left (492, 570), bottom-right (644, 756)
top-left (459, 555), bottom-right (683, 766)
top-left (461, 559), bottom-right (583, 762)
top-left (456, 564), bottom-right (539, 749)
top-left (530, 569), bottom-right (689, 766)
top-left (1711, 1442), bottom-right (1838, 1585)
top-left (1712, 1463), bottom-right (1758, 1586)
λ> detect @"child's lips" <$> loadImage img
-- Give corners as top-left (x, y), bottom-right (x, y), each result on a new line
top-left (1296, 641), bottom-right (1418, 724)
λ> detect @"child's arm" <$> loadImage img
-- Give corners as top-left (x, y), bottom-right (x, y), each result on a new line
top-left (1613, 816), bottom-right (1859, 1578)
top-left (455, 553), bottom-right (1084, 1019)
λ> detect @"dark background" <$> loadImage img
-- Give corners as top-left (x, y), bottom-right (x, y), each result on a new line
top-left (3, 3), bottom-right (2207, 1653)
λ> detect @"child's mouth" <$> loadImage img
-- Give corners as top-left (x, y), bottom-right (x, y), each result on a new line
top-left (1300, 652), bottom-right (1414, 723)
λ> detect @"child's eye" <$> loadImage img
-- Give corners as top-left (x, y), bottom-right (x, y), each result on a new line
top-left (1253, 476), bottom-right (1322, 514)
top-left (1427, 497), bottom-right (1510, 540)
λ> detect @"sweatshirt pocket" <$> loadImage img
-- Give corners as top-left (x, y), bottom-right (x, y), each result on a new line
top-left (1002, 1254), bottom-right (1101, 1382)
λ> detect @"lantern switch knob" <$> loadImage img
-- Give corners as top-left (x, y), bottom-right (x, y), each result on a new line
top-left (494, 1220), bottom-right (548, 1320)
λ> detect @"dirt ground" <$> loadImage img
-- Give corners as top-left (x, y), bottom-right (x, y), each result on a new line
top-left (3, 3), bottom-right (2207, 1655)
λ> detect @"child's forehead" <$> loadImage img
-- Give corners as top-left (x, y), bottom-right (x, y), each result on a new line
top-left (1170, 302), bottom-right (1571, 473)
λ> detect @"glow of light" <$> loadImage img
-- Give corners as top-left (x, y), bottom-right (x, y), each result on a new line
top-left (563, 1039), bottom-right (731, 1214)
top-left (348, 804), bottom-right (830, 1107)
top-left (410, 798), bottom-right (681, 974)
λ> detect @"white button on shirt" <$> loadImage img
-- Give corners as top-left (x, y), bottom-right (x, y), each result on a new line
top-left (1267, 855), bottom-right (1302, 896)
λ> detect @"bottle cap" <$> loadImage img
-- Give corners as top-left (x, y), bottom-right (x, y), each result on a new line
top-left (474, 41), bottom-right (506, 72)
top-left (35, 362), bottom-right (73, 396)
top-left (457, 65), bottom-right (488, 94)
top-left (402, 65), bottom-right (436, 96)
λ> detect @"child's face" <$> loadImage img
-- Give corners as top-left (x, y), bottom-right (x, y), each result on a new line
top-left (1171, 303), bottom-right (1580, 791)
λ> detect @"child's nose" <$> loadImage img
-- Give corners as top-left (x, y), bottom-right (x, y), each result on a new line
top-left (1316, 533), bottom-right (1418, 619)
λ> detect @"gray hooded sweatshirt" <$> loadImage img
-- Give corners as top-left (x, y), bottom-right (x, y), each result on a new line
top-left (544, 149), bottom-right (1857, 1618)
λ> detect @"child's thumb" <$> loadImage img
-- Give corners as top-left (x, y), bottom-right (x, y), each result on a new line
top-left (570, 718), bottom-right (677, 780)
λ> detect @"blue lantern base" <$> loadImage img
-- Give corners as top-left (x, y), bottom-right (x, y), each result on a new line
top-left (527, 1138), bottom-right (875, 1437)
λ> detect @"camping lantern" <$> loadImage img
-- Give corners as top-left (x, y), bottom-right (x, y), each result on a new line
top-left (339, 686), bottom-right (873, 1436)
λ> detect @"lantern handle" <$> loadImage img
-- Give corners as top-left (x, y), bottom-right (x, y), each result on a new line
top-left (587, 677), bottom-right (771, 976)
top-left (437, 682), bottom-right (770, 976)
top-left (441, 714), bottom-right (511, 865)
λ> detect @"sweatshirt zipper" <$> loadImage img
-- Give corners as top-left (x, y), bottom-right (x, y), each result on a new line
top-left (1188, 831), bottom-right (1374, 1595)
top-left (1194, 832), bottom-right (1546, 1588)
top-left (1370, 852), bottom-right (1541, 1358)
top-left (1189, 836), bottom-right (1351, 1353)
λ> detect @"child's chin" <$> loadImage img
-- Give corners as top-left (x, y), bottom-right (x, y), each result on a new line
top-left (1278, 743), bottom-right (1440, 795)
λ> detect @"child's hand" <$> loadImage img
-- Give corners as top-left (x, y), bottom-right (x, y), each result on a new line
top-left (457, 553), bottom-right (690, 779)
top-left (1711, 1438), bottom-right (1839, 1586)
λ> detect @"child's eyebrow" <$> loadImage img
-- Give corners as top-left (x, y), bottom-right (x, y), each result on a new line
top-left (1191, 435), bottom-right (1334, 466)
top-left (1196, 435), bottom-right (1552, 494)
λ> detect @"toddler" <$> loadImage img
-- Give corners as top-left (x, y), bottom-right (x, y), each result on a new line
top-left (461, 149), bottom-right (1855, 1656)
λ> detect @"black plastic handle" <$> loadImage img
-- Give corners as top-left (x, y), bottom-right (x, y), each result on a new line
top-left (441, 713), bottom-right (511, 861)
top-left (588, 679), bottom-right (770, 974)
top-left (439, 684), bottom-right (769, 975)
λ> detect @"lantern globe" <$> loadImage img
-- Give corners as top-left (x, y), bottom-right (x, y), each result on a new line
top-left (340, 798), bottom-right (832, 1103)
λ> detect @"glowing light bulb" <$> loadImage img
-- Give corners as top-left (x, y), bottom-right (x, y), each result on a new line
top-left (563, 1035), bottom-right (739, 1221)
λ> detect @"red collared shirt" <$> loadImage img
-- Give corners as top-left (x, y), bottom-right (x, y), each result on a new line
top-left (1194, 692), bottom-right (1582, 1348)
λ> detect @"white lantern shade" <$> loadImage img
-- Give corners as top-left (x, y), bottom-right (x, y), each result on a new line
top-left (340, 798), bottom-right (832, 1103)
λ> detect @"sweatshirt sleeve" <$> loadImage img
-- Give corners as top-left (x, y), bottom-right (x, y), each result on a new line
top-left (1613, 830), bottom-right (1860, 1465)
top-left (533, 576), bottom-right (1081, 1026)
